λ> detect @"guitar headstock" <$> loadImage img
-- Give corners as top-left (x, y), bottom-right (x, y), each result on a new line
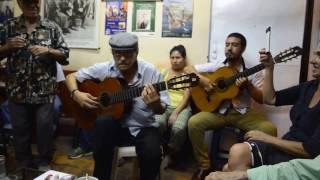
top-left (167, 73), bottom-right (199, 90)
top-left (274, 46), bottom-right (303, 63)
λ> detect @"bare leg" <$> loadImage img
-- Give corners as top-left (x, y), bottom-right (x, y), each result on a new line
top-left (226, 143), bottom-right (252, 171)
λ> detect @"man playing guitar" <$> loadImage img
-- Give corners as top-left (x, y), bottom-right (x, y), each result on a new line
top-left (65, 32), bottom-right (169, 180)
top-left (186, 33), bottom-right (277, 180)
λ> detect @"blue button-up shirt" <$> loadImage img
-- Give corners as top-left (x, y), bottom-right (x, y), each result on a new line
top-left (76, 59), bottom-right (170, 136)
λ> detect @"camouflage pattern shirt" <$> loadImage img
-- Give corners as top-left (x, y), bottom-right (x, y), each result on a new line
top-left (0, 15), bottom-right (69, 104)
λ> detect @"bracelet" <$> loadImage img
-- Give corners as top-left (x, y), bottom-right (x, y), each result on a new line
top-left (70, 89), bottom-right (78, 98)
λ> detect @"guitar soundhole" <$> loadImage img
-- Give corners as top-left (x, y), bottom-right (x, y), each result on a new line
top-left (100, 93), bottom-right (110, 107)
top-left (217, 79), bottom-right (226, 90)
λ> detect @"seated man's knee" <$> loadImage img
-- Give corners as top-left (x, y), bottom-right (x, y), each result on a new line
top-left (188, 116), bottom-right (201, 131)
top-left (227, 143), bottom-right (251, 171)
top-left (229, 143), bottom-right (250, 159)
top-left (222, 163), bottom-right (229, 172)
top-left (139, 146), bottom-right (162, 162)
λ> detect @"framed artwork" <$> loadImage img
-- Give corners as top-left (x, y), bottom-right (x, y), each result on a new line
top-left (162, 0), bottom-right (193, 38)
top-left (44, 0), bottom-right (100, 49)
top-left (132, 1), bottom-right (156, 35)
top-left (0, 0), bottom-right (14, 23)
top-left (105, 0), bottom-right (128, 35)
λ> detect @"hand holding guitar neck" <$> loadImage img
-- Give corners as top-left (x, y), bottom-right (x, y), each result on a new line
top-left (142, 84), bottom-right (163, 113)
top-left (235, 77), bottom-right (248, 87)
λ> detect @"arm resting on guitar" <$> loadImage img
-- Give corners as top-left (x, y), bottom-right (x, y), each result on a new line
top-left (65, 72), bottom-right (100, 109)
top-left (184, 65), bottom-right (211, 87)
top-left (66, 72), bottom-right (79, 95)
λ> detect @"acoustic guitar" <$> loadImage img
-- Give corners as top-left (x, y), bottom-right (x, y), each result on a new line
top-left (71, 73), bottom-right (199, 128)
top-left (191, 46), bottom-right (303, 112)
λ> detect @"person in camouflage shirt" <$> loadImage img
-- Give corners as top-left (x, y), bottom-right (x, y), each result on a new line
top-left (0, 0), bottom-right (69, 170)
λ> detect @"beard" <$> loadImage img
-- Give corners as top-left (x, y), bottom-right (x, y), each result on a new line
top-left (225, 52), bottom-right (236, 63)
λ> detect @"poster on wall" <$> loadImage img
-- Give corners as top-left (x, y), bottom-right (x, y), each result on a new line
top-left (105, 0), bottom-right (128, 35)
top-left (44, 0), bottom-right (100, 49)
top-left (0, 0), bottom-right (14, 23)
top-left (132, 1), bottom-right (156, 36)
top-left (162, 0), bottom-right (193, 38)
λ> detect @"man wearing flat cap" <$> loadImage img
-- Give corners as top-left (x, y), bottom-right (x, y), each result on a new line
top-left (66, 32), bottom-right (169, 180)
top-left (0, 0), bottom-right (69, 171)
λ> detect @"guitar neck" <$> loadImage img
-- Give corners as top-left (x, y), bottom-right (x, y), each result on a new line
top-left (109, 81), bottom-right (168, 104)
top-left (225, 63), bottom-right (266, 86)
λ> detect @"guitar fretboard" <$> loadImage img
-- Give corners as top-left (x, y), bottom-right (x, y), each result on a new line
top-left (224, 63), bottom-right (266, 86)
top-left (108, 81), bottom-right (168, 104)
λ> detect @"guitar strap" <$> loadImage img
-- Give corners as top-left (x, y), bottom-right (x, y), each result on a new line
top-left (241, 57), bottom-right (247, 70)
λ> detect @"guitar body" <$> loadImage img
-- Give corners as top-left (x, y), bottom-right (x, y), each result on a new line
top-left (192, 67), bottom-right (239, 112)
top-left (72, 78), bottom-right (127, 128)
top-left (81, 78), bottom-right (127, 116)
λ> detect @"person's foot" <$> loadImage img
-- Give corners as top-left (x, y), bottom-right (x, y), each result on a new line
top-left (191, 168), bottom-right (213, 180)
top-left (69, 26), bottom-right (78, 31)
top-left (68, 147), bottom-right (93, 159)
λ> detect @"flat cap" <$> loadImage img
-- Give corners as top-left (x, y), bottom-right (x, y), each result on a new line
top-left (109, 32), bottom-right (138, 50)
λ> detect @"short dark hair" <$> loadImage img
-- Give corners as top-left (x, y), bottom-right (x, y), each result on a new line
top-left (170, 45), bottom-right (186, 58)
top-left (227, 32), bottom-right (247, 50)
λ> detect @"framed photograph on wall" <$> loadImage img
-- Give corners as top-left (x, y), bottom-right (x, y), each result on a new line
top-left (162, 0), bottom-right (193, 38)
top-left (0, 0), bottom-right (14, 23)
top-left (132, 1), bottom-right (156, 36)
top-left (43, 0), bottom-right (100, 49)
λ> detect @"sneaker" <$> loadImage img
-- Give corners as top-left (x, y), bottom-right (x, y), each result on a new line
top-left (68, 147), bottom-right (93, 159)
top-left (191, 168), bottom-right (213, 180)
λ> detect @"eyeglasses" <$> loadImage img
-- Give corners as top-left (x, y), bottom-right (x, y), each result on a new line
top-left (112, 50), bottom-right (135, 59)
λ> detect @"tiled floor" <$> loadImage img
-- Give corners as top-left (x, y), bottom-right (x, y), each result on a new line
top-left (6, 136), bottom-right (197, 179)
